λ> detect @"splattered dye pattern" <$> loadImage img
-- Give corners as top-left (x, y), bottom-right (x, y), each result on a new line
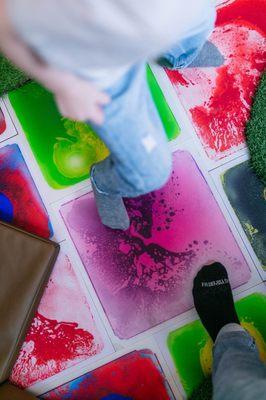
top-left (10, 252), bottom-right (104, 388)
top-left (222, 160), bottom-right (266, 269)
top-left (167, 0), bottom-right (266, 159)
top-left (61, 150), bottom-right (250, 339)
top-left (0, 144), bottom-right (52, 238)
top-left (167, 292), bottom-right (266, 397)
top-left (0, 108), bottom-right (6, 135)
top-left (41, 350), bottom-right (174, 399)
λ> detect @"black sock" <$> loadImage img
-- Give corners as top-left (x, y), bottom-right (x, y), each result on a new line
top-left (192, 262), bottom-right (240, 341)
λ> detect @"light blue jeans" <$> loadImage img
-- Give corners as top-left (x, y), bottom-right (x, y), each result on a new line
top-left (213, 326), bottom-right (266, 400)
top-left (90, 63), bottom-right (172, 197)
top-left (90, 14), bottom-right (215, 198)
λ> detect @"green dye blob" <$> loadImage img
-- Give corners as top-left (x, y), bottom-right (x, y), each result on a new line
top-left (53, 139), bottom-right (96, 179)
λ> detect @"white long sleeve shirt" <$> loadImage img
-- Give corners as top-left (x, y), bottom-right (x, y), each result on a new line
top-left (7, 0), bottom-right (214, 87)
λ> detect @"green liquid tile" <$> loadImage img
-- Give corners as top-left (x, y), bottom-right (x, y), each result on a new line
top-left (9, 67), bottom-right (180, 189)
top-left (147, 65), bottom-right (180, 141)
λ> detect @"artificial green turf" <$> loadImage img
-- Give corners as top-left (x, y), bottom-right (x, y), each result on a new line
top-left (0, 54), bottom-right (29, 96)
top-left (189, 376), bottom-right (213, 400)
top-left (245, 70), bottom-right (266, 185)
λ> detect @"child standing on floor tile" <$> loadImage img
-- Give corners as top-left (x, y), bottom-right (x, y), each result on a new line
top-left (0, 0), bottom-right (223, 229)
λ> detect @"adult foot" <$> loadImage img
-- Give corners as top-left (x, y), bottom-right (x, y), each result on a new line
top-left (193, 262), bottom-right (240, 341)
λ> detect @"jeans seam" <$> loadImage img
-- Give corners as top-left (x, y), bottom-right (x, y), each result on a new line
top-left (91, 166), bottom-right (111, 196)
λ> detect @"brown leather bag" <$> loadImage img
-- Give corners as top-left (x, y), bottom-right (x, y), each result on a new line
top-left (0, 383), bottom-right (38, 400)
top-left (0, 221), bottom-right (59, 385)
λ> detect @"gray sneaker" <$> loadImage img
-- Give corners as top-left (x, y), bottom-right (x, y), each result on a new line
top-left (91, 178), bottom-right (130, 231)
top-left (158, 41), bottom-right (224, 69)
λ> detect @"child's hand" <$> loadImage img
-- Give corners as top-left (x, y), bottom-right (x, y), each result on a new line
top-left (54, 75), bottom-right (110, 125)
top-left (0, 0), bottom-right (110, 125)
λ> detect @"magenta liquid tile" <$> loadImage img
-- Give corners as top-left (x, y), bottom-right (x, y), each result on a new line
top-left (60, 150), bottom-right (250, 339)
